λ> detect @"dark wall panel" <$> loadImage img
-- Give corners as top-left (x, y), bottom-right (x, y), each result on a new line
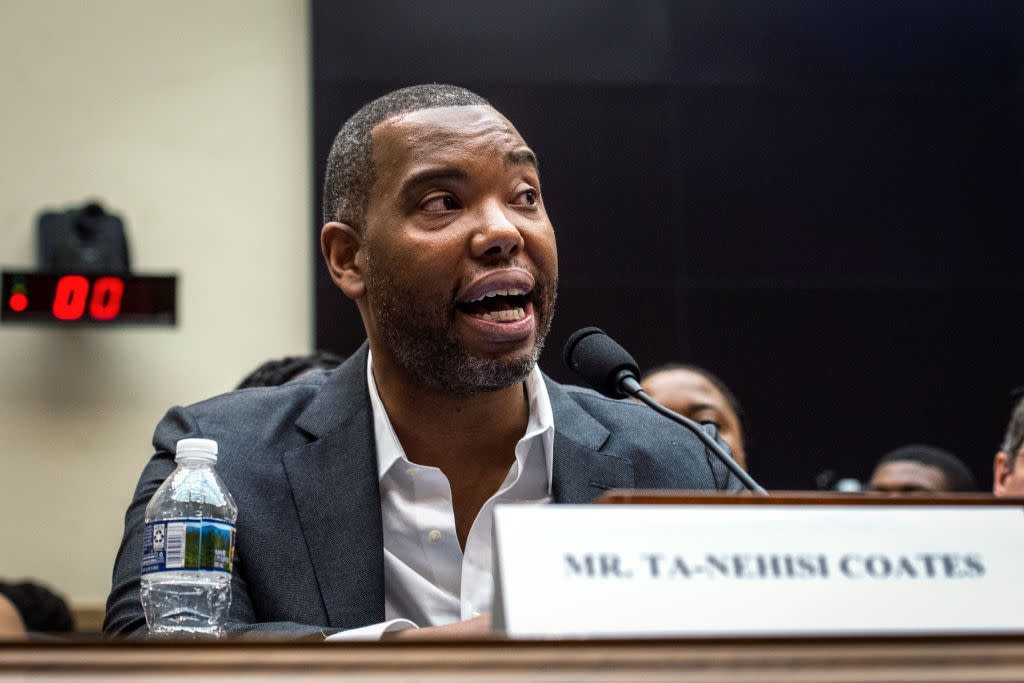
top-left (312, 1), bottom-right (1023, 490)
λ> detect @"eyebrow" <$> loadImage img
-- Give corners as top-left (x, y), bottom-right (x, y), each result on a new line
top-left (399, 168), bottom-right (468, 199)
top-left (398, 150), bottom-right (539, 200)
top-left (506, 150), bottom-right (538, 169)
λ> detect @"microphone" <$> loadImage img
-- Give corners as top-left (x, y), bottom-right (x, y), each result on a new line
top-left (562, 327), bottom-right (643, 398)
top-left (563, 327), bottom-right (767, 495)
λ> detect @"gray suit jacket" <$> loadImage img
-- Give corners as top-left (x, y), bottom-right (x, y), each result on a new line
top-left (104, 343), bottom-right (742, 636)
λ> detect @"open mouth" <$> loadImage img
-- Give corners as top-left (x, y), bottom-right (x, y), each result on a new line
top-left (455, 288), bottom-right (529, 323)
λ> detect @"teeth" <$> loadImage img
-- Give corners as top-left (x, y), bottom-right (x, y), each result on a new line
top-left (469, 307), bottom-right (526, 323)
top-left (468, 287), bottom-right (525, 303)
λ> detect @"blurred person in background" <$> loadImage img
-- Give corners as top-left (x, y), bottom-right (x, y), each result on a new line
top-left (0, 580), bottom-right (74, 637)
top-left (868, 444), bottom-right (977, 494)
top-left (641, 364), bottom-right (748, 471)
top-left (0, 594), bottom-right (25, 639)
top-left (993, 395), bottom-right (1024, 497)
top-left (235, 350), bottom-right (347, 389)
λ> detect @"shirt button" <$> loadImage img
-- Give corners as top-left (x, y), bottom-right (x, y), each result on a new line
top-left (405, 467), bottom-right (417, 476)
top-left (427, 529), bottom-right (442, 543)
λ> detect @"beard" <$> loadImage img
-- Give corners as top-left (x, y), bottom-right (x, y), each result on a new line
top-left (364, 254), bottom-right (557, 396)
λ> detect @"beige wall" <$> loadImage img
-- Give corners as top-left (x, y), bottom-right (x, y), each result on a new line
top-left (0, 1), bottom-right (311, 610)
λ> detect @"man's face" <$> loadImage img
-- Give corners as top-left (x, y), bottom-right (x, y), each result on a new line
top-left (868, 461), bottom-right (950, 493)
top-left (993, 448), bottom-right (1024, 497)
top-left (640, 369), bottom-right (746, 470)
top-left (359, 105), bottom-right (558, 394)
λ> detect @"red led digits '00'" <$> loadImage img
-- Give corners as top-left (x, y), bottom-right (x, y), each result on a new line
top-left (51, 275), bottom-right (125, 321)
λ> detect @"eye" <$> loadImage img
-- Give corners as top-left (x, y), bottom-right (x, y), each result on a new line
top-left (691, 410), bottom-right (722, 431)
top-left (420, 194), bottom-right (459, 212)
top-left (511, 185), bottom-right (539, 207)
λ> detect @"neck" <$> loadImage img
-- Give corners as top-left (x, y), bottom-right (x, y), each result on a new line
top-left (370, 350), bottom-right (532, 474)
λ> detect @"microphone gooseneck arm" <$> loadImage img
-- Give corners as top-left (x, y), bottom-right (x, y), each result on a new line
top-left (616, 371), bottom-right (767, 495)
top-left (563, 327), bottom-right (767, 495)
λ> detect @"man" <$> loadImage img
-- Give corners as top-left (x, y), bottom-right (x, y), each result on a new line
top-left (641, 364), bottom-right (748, 471)
top-left (993, 396), bottom-right (1024, 497)
top-left (867, 444), bottom-right (977, 494)
top-left (104, 84), bottom-right (742, 638)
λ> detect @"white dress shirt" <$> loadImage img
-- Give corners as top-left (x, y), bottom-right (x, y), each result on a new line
top-left (327, 351), bottom-right (553, 639)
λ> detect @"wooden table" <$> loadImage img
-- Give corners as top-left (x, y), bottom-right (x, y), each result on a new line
top-left (4, 635), bottom-right (1024, 681)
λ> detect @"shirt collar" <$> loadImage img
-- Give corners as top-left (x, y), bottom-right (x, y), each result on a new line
top-left (366, 350), bottom-right (554, 492)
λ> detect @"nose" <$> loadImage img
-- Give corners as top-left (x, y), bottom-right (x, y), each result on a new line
top-left (469, 201), bottom-right (524, 259)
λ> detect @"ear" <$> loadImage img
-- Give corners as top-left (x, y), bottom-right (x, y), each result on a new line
top-left (321, 221), bottom-right (365, 300)
top-left (993, 451), bottom-right (1010, 496)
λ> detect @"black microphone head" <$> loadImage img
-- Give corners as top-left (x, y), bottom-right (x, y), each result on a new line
top-left (563, 327), bottom-right (641, 398)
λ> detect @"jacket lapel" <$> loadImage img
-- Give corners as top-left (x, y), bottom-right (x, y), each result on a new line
top-left (277, 360), bottom-right (632, 627)
top-left (545, 376), bottom-right (636, 503)
top-left (281, 344), bottom-right (385, 629)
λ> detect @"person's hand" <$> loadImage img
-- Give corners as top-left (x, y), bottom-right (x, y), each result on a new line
top-left (0, 594), bottom-right (26, 639)
top-left (382, 613), bottom-right (492, 639)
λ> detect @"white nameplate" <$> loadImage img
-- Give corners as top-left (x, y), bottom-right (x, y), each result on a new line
top-left (492, 503), bottom-right (1024, 637)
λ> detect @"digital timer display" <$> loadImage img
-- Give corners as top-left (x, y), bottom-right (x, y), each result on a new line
top-left (1, 271), bottom-right (176, 325)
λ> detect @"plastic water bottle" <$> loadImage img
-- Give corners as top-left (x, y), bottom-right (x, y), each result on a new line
top-left (140, 438), bottom-right (237, 637)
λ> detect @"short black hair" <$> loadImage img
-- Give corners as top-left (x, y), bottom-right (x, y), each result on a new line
top-left (0, 580), bottom-right (74, 633)
top-left (1000, 395), bottom-right (1024, 472)
top-left (322, 83), bottom-right (491, 233)
top-left (642, 363), bottom-right (748, 448)
top-left (875, 444), bottom-right (977, 492)
top-left (235, 350), bottom-right (347, 389)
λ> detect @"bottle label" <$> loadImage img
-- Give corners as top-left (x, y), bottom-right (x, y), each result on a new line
top-left (141, 519), bottom-right (236, 575)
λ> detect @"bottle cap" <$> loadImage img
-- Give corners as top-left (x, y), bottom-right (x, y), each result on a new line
top-left (175, 438), bottom-right (218, 463)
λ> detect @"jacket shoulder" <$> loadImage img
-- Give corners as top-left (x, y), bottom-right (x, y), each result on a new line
top-left (152, 370), bottom-right (336, 462)
top-left (552, 380), bottom-right (688, 435)
top-left (547, 377), bottom-right (739, 491)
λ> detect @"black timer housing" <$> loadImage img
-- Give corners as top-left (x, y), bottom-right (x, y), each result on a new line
top-left (37, 202), bottom-right (130, 273)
